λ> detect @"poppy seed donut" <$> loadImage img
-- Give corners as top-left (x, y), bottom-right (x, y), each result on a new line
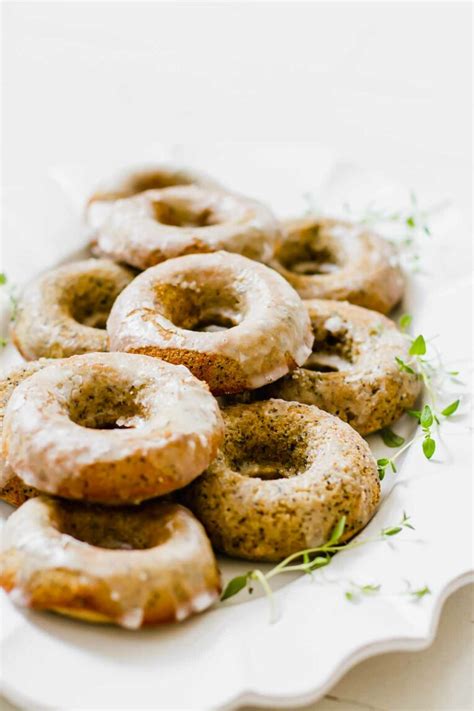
top-left (263, 300), bottom-right (422, 435)
top-left (181, 400), bottom-right (380, 562)
top-left (95, 185), bottom-right (281, 269)
top-left (86, 163), bottom-right (221, 230)
top-left (0, 359), bottom-right (61, 507)
top-left (0, 462), bottom-right (38, 508)
top-left (0, 497), bottom-right (221, 628)
top-left (2, 353), bottom-right (223, 504)
top-left (271, 217), bottom-right (404, 314)
top-left (107, 251), bottom-right (313, 395)
top-left (12, 259), bottom-right (134, 360)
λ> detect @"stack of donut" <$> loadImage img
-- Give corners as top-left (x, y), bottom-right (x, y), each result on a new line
top-left (0, 164), bottom-right (420, 628)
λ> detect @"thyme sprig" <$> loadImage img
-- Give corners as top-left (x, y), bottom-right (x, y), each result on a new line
top-left (0, 272), bottom-right (17, 342)
top-left (344, 583), bottom-right (381, 602)
top-left (221, 513), bottom-right (415, 620)
top-left (344, 581), bottom-right (431, 603)
top-left (405, 583), bottom-right (432, 600)
top-left (0, 273), bottom-right (9, 349)
top-left (301, 190), bottom-right (450, 274)
top-left (377, 317), bottom-right (462, 478)
top-left (341, 191), bottom-right (447, 272)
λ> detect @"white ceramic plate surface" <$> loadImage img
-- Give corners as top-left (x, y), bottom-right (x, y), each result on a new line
top-left (0, 153), bottom-right (472, 711)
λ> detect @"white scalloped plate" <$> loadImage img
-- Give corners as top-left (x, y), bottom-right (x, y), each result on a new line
top-left (0, 167), bottom-right (472, 710)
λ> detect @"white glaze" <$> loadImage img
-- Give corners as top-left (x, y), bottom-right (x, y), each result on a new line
top-left (86, 163), bottom-right (222, 230)
top-left (95, 186), bottom-right (281, 268)
top-left (11, 259), bottom-right (133, 360)
top-left (271, 216), bottom-right (404, 314)
top-left (0, 497), bottom-right (221, 628)
top-left (107, 251), bottom-right (313, 392)
top-left (2, 352), bottom-right (224, 503)
top-left (266, 299), bottom-right (421, 435)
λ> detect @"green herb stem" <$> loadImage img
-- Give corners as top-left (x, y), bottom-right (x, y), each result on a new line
top-left (390, 434), bottom-right (424, 463)
top-left (266, 540), bottom-right (369, 579)
top-left (251, 570), bottom-right (277, 621)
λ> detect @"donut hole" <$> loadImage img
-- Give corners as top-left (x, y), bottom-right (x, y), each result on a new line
top-left (69, 276), bottom-right (123, 330)
top-left (278, 225), bottom-right (341, 275)
top-left (153, 280), bottom-right (244, 333)
top-left (304, 356), bottom-right (340, 373)
top-left (152, 199), bottom-right (219, 228)
top-left (55, 502), bottom-right (171, 550)
top-left (234, 455), bottom-right (292, 480)
top-left (192, 313), bottom-right (238, 333)
top-left (304, 321), bottom-right (355, 373)
top-left (67, 374), bottom-right (145, 430)
top-left (225, 410), bottom-right (310, 480)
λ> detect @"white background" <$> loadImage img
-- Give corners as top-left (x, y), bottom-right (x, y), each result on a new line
top-left (2, 2), bottom-right (472, 213)
top-left (1, 2), bottom-right (472, 710)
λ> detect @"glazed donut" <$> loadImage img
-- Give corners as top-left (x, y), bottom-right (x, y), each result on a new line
top-left (86, 163), bottom-right (221, 230)
top-left (95, 185), bottom-right (281, 269)
top-left (271, 217), bottom-right (404, 313)
top-left (107, 251), bottom-right (313, 395)
top-left (0, 497), bottom-right (221, 628)
top-left (0, 360), bottom-right (60, 507)
top-left (2, 352), bottom-right (223, 504)
top-left (181, 400), bottom-right (380, 562)
top-left (263, 300), bottom-right (421, 435)
top-left (12, 259), bottom-right (134, 360)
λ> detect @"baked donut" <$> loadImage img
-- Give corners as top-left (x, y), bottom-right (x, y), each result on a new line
top-left (181, 400), bottom-right (380, 561)
top-left (86, 163), bottom-right (220, 230)
top-left (263, 300), bottom-right (422, 435)
top-left (0, 466), bottom-right (38, 509)
top-left (12, 259), bottom-right (134, 360)
top-left (2, 352), bottom-right (223, 504)
top-left (95, 185), bottom-right (281, 269)
top-left (0, 497), bottom-right (221, 628)
top-left (107, 251), bottom-right (313, 395)
top-left (271, 217), bottom-right (404, 313)
top-left (0, 360), bottom-right (59, 507)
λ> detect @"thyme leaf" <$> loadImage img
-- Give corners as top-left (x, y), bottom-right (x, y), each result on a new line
top-left (380, 428), bottom-right (405, 448)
